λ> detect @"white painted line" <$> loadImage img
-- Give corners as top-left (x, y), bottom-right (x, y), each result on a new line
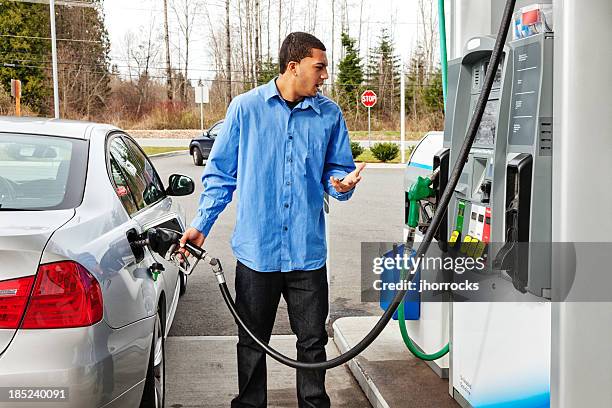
top-left (515, 91), bottom-right (536, 95)
top-left (516, 66), bottom-right (537, 72)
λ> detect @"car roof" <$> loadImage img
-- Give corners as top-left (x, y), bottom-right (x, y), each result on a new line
top-left (0, 116), bottom-right (118, 140)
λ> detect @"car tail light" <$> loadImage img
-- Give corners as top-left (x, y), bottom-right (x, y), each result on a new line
top-left (21, 261), bottom-right (103, 329)
top-left (0, 276), bottom-right (35, 329)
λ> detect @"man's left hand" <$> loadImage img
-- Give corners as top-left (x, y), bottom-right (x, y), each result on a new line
top-left (330, 162), bottom-right (366, 193)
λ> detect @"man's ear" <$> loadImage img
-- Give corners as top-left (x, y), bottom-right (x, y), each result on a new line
top-left (287, 61), bottom-right (299, 77)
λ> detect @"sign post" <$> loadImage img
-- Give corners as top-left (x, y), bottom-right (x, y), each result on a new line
top-left (11, 79), bottom-right (21, 117)
top-left (195, 85), bottom-right (209, 130)
top-left (360, 90), bottom-right (377, 147)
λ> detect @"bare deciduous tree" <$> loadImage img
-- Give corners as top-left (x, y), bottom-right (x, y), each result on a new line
top-left (225, 0), bottom-right (232, 104)
top-left (171, 0), bottom-right (199, 101)
top-left (163, 0), bottom-right (172, 99)
top-left (277, 0), bottom-right (281, 61)
top-left (254, 0), bottom-right (260, 81)
top-left (266, 0), bottom-right (271, 60)
top-left (358, 0), bottom-right (364, 51)
top-left (238, 0), bottom-right (247, 84)
top-left (122, 20), bottom-right (161, 115)
top-left (418, 0), bottom-right (437, 76)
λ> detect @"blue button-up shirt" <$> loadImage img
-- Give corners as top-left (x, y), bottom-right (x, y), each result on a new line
top-left (191, 78), bottom-right (357, 272)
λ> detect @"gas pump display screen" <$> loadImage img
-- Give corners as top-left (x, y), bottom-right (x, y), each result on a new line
top-left (475, 99), bottom-right (499, 146)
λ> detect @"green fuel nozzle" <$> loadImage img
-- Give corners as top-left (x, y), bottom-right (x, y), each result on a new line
top-left (406, 168), bottom-right (439, 251)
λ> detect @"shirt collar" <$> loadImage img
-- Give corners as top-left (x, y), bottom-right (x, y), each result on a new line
top-left (263, 77), bottom-right (321, 115)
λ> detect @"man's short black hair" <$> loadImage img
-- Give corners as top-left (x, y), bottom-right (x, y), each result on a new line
top-left (278, 32), bottom-right (326, 74)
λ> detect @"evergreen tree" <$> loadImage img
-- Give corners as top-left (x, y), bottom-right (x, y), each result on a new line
top-left (336, 32), bottom-right (363, 112)
top-left (257, 58), bottom-right (278, 85)
top-left (422, 67), bottom-right (444, 113)
top-left (405, 44), bottom-right (426, 116)
top-left (405, 44), bottom-right (444, 117)
top-left (366, 29), bottom-right (401, 117)
top-left (0, 0), bottom-right (51, 112)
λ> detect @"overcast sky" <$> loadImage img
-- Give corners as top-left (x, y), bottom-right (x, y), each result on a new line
top-left (103, 0), bottom-right (437, 85)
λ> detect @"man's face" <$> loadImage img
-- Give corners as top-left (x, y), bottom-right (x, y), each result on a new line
top-left (293, 48), bottom-right (329, 98)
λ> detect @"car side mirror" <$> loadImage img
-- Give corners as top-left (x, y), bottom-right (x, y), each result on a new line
top-left (166, 174), bottom-right (195, 196)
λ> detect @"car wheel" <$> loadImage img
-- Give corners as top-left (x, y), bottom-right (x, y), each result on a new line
top-left (140, 308), bottom-right (165, 408)
top-left (192, 147), bottom-right (203, 166)
top-left (179, 271), bottom-right (187, 296)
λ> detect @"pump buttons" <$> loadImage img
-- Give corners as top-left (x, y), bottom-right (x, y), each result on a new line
top-left (449, 230), bottom-right (461, 247)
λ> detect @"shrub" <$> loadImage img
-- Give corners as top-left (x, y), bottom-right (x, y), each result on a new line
top-left (350, 141), bottom-right (364, 159)
top-left (370, 142), bottom-right (399, 162)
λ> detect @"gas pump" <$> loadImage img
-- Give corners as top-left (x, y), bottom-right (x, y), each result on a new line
top-left (402, 2), bottom-right (556, 406)
top-left (447, 23), bottom-right (553, 406)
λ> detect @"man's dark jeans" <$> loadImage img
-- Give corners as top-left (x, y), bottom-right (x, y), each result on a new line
top-left (230, 260), bottom-right (331, 408)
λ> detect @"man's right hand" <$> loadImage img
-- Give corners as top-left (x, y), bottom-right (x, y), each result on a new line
top-left (179, 227), bottom-right (206, 258)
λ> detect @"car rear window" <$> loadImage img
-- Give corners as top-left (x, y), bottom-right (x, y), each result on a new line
top-left (0, 133), bottom-right (88, 210)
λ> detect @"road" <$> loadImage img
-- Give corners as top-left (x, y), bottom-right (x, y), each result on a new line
top-left (150, 152), bottom-right (405, 337)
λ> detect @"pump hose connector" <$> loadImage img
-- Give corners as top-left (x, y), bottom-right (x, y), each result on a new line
top-left (205, 256), bottom-right (225, 284)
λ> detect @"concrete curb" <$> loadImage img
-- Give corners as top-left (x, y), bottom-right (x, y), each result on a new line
top-left (147, 150), bottom-right (189, 158)
top-left (332, 320), bottom-right (391, 408)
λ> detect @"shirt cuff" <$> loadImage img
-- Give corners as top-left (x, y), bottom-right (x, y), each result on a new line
top-left (190, 214), bottom-right (214, 236)
top-left (332, 187), bottom-right (354, 201)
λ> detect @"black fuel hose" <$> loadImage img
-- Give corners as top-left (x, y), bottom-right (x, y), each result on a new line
top-left (212, 0), bottom-right (517, 370)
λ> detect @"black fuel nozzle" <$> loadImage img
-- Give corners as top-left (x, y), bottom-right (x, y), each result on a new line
top-left (137, 227), bottom-right (202, 259)
top-left (145, 228), bottom-right (182, 258)
top-left (130, 227), bottom-right (182, 257)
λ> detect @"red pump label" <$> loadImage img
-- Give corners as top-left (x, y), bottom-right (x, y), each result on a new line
top-left (482, 207), bottom-right (492, 243)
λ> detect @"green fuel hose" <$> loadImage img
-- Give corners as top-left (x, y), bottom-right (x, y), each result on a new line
top-left (395, 0), bottom-right (450, 362)
top-left (397, 266), bottom-right (449, 361)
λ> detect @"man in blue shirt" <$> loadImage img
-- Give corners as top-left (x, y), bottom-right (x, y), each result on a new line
top-left (180, 32), bottom-right (365, 408)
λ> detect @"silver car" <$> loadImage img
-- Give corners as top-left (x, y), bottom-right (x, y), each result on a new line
top-left (0, 117), bottom-right (193, 407)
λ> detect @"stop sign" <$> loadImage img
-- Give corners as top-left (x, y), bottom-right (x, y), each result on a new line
top-left (361, 90), bottom-right (377, 108)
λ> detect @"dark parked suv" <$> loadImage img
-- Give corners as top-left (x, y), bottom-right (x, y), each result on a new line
top-left (189, 120), bottom-right (223, 166)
